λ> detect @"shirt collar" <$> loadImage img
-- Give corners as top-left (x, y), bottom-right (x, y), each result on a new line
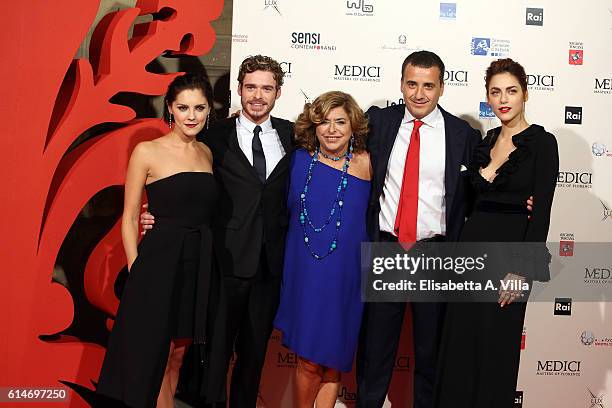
top-left (238, 113), bottom-right (273, 133)
top-left (403, 105), bottom-right (443, 128)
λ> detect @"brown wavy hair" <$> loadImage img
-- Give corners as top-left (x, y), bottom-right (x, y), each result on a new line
top-left (237, 55), bottom-right (285, 88)
top-left (294, 91), bottom-right (368, 153)
top-left (485, 58), bottom-right (528, 93)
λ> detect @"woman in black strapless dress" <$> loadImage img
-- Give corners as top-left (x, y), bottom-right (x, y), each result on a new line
top-left (97, 74), bottom-right (217, 408)
top-left (435, 59), bottom-right (558, 408)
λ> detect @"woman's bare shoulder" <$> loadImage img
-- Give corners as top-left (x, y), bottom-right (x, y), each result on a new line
top-left (196, 141), bottom-right (213, 157)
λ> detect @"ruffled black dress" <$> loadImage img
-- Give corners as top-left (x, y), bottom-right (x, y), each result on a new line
top-left (434, 125), bottom-right (558, 408)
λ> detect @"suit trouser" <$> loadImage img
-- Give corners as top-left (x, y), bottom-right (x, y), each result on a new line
top-left (218, 248), bottom-right (281, 408)
top-left (356, 300), bottom-right (446, 408)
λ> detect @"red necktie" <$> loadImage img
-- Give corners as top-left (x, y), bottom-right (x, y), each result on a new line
top-left (394, 119), bottom-right (423, 243)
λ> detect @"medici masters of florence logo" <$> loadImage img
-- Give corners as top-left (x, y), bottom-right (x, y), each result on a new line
top-left (276, 350), bottom-right (297, 368)
top-left (536, 360), bottom-right (582, 377)
top-left (279, 61), bottom-right (292, 78)
top-left (584, 265), bottom-right (612, 285)
top-left (594, 75), bottom-right (612, 94)
top-left (444, 69), bottom-right (469, 87)
top-left (557, 170), bottom-right (592, 189)
top-left (527, 73), bottom-right (555, 92)
top-left (333, 64), bottom-right (381, 83)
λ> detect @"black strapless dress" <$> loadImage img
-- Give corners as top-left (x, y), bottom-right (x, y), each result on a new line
top-left (97, 172), bottom-right (218, 408)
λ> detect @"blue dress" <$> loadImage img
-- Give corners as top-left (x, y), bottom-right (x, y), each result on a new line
top-left (274, 148), bottom-right (371, 372)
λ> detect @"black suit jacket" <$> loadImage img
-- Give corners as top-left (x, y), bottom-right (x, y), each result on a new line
top-left (200, 116), bottom-right (295, 278)
top-left (366, 104), bottom-right (481, 242)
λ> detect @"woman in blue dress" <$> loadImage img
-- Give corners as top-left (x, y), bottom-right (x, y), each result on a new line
top-left (274, 91), bottom-right (371, 408)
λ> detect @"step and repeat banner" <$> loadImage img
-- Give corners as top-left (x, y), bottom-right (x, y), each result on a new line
top-left (229, 1), bottom-right (612, 407)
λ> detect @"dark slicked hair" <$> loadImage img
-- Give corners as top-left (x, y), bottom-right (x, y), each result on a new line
top-left (401, 50), bottom-right (445, 84)
top-left (485, 58), bottom-right (528, 93)
top-left (163, 73), bottom-right (216, 125)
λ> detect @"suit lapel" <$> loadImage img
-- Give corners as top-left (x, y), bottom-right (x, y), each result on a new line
top-left (441, 107), bottom-right (466, 227)
top-left (377, 107), bottom-right (405, 189)
top-left (272, 117), bottom-right (293, 154)
top-left (267, 117), bottom-right (293, 183)
top-left (227, 118), bottom-right (261, 181)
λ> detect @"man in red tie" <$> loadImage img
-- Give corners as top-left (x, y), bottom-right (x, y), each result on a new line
top-left (356, 51), bottom-right (482, 408)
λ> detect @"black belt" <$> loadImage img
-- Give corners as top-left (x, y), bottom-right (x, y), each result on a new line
top-left (379, 231), bottom-right (445, 243)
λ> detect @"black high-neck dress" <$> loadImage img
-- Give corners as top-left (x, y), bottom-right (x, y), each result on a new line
top-left (434, 125), bottom-right (558, 408)
top-left (97, 172), bottom-right (218, 408)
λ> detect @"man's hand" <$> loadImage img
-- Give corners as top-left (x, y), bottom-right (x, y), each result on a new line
top-left (526, 196), bottom-right (534, 219)
top-left (140, 203), bottom-right (155, 235)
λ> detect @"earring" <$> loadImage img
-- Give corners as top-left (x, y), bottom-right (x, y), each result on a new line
top-left (206, 112), bottom-right (210, 130)
top-left (168, 113), bottom-right (173, 128)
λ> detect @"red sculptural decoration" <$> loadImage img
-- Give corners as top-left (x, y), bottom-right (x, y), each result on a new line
top-left (0, 1), bottom-right (223, 406)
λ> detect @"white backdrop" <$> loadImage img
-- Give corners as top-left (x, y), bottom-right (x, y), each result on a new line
top-left (229, 1), bottom-right (612, 407)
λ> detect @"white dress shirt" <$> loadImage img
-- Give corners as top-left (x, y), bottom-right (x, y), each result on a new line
top-left (236, 113), bottom-right (286, 179)
top-left (379, 107), bottom-right (446, 240)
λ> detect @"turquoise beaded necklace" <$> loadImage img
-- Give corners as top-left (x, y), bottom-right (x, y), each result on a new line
top-left (299, 139), bottom-right (353, 260)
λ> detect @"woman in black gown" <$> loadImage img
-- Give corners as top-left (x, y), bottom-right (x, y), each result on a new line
top-left (97, 73), bottom-right (217, 408)
top-left (434, 59), bottom-right (558, 407)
